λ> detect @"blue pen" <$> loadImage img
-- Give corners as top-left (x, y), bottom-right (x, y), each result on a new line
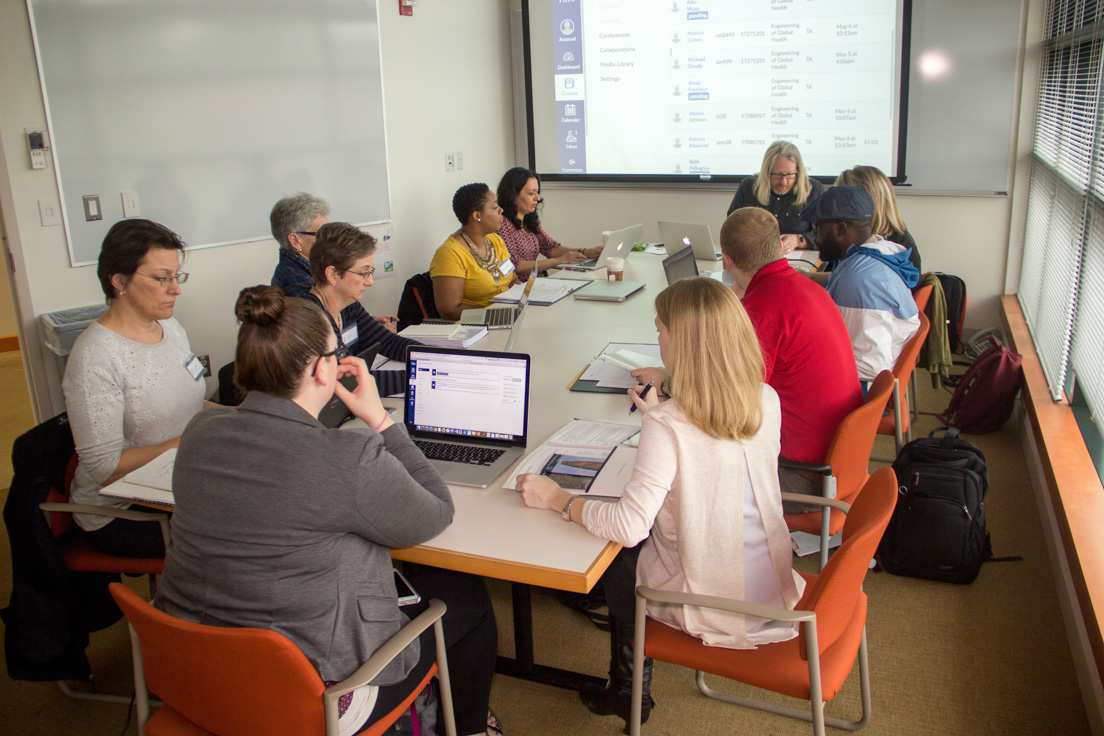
top-left (629, 380), bottom-right (655, 414)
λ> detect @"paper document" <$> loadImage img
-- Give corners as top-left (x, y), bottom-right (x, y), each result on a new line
top-left (492, 278), bottom-right (591, 305)
top-left (790, 531), bottom-right (843, 557)
top-left (642, 244), bottom-right (667, 256)
top-left (503, 419), bottom-right (640, 497)
top-left (599, 348), bottom-right (657, 372)
top-left (122, 449), bottom-right (176, 492)
top-left (580, 343), bottom-right (661, 389)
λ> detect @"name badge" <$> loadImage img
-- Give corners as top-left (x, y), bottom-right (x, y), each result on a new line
top-left (185, 355), bottom-right (205, 381)
top-left (341, 323), bottom-right (358, 346)
top-left (498, 258), bottom-right (516, 278)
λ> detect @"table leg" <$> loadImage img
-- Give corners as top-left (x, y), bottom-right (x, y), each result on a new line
top-left (494, 582), bottom-right (606, 691)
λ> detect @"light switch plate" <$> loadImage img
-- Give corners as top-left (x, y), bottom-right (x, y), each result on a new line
top-left (121, 190), bottom-right (140, 217)
top-left (37, 198), bottom-right (60, 227)
top-left (82, 195), bottom-right (102, 222)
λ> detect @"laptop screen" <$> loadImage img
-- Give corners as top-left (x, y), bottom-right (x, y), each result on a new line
top-left (406, 348), bottom-right (530, 443)
top-left (662, 246), bottom-right (699, 284)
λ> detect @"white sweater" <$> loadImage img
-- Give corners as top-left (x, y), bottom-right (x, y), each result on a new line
top-left (581, 386), bottom-right (805, 649)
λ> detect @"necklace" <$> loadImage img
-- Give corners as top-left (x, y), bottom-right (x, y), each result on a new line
top-left (461, 231), bottom-right (498, 273)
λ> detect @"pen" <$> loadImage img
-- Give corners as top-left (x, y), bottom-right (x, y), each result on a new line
top-left (629, 380), bottom-right (654, 415)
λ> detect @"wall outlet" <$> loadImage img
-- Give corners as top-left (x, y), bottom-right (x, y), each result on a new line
top-left (197, 354), bottom-right (211, 377)
top-left (445, 152), bottom-right (456, 172)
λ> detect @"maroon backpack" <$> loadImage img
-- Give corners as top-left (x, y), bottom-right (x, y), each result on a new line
top-left (940, 339), bottom-right (1024, 434)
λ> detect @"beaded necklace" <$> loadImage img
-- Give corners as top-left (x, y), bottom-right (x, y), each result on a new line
top-left (461, 232), bottom-right (500, 279)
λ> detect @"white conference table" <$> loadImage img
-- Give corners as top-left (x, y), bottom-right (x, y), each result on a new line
top-left (104, 247), bottom-right (813, 689)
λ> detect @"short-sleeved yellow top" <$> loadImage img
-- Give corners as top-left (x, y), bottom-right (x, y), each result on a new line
top-left (429, 233), bottom-right (513, 309)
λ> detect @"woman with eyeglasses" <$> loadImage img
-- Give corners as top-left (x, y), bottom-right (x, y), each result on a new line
top-left (62, 219), bottom-right (208, 558)
top-left (302, 222), bottom-right (420, 397)
top-left (726, 141), bottom-right (824, 253)
top-left (157, 286), bottom-right (500, 736)
top-left (430, 183), bottom-right (518, 321)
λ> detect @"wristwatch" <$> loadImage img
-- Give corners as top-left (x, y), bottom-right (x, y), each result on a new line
top-left (561, 494), bottom-right (578, 522)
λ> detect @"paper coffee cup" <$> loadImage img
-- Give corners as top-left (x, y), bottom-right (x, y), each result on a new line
top-left (606, 256), bottom-right (625, 281)
top-left (601, 230), bottom-right (612, 246)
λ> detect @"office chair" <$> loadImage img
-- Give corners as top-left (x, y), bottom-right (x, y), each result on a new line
top-left (780, 370), bottom-right (893, 570)
top-left (909, 283), bottom-right (935, 422)
top-left (875, 312), bottom-right (931, 458)
top-left (627, 468), bottom-right (897, 736)
top-left (110, 583), bottom-right (457, 736)
top-left (35, 453), bottom-right (170, 704)
top-left (397, 272), bottom-right (439, 331)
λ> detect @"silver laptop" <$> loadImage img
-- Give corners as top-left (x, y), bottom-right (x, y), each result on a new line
top-left (573, 280), bottom-right (646, 302)
top-left (561, 223), bottom-right (644, 271)
top-left (405, 346), bottom-right (531, 488)
top-left (662, 245), bottom-right (699, 284)
top-left (658, 221), bottom-right (721, 261)
top-left (317, 342), bottom-right (380, 428)
top-left (465, 267), bottom-right (538, 329)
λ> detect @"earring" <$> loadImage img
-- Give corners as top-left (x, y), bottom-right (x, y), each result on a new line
top-left (329, 281), bottom-right (336, 286)
top-left (476, 216), bottom-right (482, 222)
top-left (119, 290), bottom-right (126, 296)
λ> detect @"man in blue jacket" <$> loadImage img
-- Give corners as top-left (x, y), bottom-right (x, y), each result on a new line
top-left (801, 186), bottom-right (920, 384)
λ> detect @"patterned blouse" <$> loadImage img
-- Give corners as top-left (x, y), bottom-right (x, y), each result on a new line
top-left (498, 217), bottom-right (562, 282)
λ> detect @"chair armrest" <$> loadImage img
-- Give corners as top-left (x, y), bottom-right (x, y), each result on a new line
top-left (40, 502), bottom-right (171, 545)
top-left (779, 494), bottom-right (851, 515)
top-left (324, 598), bottom-right (447, 699)
top-left (635, 586), bottom-right (814, 625)
top-left (777, 458), bottom-right (832, 475)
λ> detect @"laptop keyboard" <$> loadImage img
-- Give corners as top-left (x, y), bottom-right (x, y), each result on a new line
top-left (414, 440), bottom-right (506, 466)
top-left (484, 308), bottom-right (516, 327)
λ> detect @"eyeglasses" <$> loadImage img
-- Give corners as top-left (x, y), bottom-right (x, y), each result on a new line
top-left (769, 172), bottom-right (798, 180)
top-left (346, 266), bottom-right (376, 280)
top-left (135, 271), bottom-right (189, 287)
top-left (311, 344), bottom-right (349, 377)
top-left (295, 231), bottom-right (318, 237)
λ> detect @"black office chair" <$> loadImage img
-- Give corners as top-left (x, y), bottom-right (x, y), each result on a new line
top-left (397, 272), bottom-right (439, 331)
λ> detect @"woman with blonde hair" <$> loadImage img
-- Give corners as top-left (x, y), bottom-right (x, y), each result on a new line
top-left (726, 140), bottom-right (825, 253)
top-left (836, 164), bottom-right (922, 271)
top-left (515, 278), bottom-right (804, 732)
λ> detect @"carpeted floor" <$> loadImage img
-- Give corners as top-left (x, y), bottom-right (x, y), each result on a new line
top-left (0, 367), bottom-right (1092, 735)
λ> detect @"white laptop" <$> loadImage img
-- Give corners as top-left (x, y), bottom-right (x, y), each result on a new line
top-left (562, 223), bottom-right (644, 271)
top-left (658, 221), bottom-right (722, 261)
top-left (464, 272), bottom-right (537, 329)
top-left (574, 280), bottom-right (646, 302)
top-left (404, 346), bottom-right (531, 488)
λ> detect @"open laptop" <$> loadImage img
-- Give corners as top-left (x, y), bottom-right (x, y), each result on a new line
top-left (464, 266), bottom-right (538, 329)
top-left (562, 223), bottom-right (644, 271)
top-left (662, 244), bottom-right (699, 284)
top-left (317, 342), bottom-right (380, 428)
top-left (405, 346), bottom-right (531, 487)
top-left (658, 221), bottom-right (722, 261)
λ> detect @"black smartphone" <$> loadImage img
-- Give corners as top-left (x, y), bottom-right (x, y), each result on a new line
top-left (394, 568), bottom-right (421, 606)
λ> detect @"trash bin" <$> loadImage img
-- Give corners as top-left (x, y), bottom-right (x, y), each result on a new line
top-left (39, 304), bottom-right (109, 356)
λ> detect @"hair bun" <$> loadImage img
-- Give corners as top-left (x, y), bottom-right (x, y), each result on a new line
top-left (235, 285), bottom-right (284, 326)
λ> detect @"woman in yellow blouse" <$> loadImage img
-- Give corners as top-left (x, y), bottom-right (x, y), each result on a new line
top-left (431, 183), bottom-right (518, 321)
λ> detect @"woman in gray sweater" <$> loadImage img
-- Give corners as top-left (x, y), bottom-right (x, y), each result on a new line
top-left (156, 286), bottom-right (499, 736)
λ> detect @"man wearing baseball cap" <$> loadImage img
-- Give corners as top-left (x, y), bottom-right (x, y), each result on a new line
top-left (800, 185), bottom-right (921, 384)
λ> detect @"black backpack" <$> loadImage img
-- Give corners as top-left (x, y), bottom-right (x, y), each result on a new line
top-left (878, 428), bottom-right (992, 583)
top-left (934, 273), bottom-right (967, 353)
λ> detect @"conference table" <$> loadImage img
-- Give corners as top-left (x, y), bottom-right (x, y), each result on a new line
top-left (104, 247), bottom-right (805, 690)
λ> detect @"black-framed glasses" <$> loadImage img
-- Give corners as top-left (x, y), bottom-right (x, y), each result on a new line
top-left (311, 344), bottom-right (349, 377)
top-left (346, 266), bottom-right (376, 280)
top-left (135, 271), bottom-right (189, 287)
top-left (295, 231), bottom-right (318, 237)
top-left (769, 172), bottom-right (798, 180)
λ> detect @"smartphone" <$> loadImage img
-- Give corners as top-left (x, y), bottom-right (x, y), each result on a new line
top-left (393, 568), bottom-right (421, 607)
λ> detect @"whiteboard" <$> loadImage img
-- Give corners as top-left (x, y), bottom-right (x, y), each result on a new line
top-left (28, 0), bottom-right (390, 267)
top-left (901, 0), bottom-right (1024, 194)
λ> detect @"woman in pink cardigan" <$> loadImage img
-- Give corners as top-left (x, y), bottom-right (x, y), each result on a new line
top-left (515, 277), bottom-right (804, 731)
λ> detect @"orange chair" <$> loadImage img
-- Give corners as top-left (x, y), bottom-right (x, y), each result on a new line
top-left (37, 454), bottom-right (170, 704)
top-left (780, 370), bottom-right (894, 570)
top-left (109, 583), bottom-right (457, 736)
top-left (877, 312), bottom-right (931, 455)
top-left (909, 283), bottom-right (935, 423)
top-left (627, 468), bottom-right (898, 736)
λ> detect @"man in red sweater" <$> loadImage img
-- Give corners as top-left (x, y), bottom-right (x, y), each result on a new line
top-left (722, 207), bottom-right (861, 509)
top-left (631, 207), bottom-right (861, 508)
